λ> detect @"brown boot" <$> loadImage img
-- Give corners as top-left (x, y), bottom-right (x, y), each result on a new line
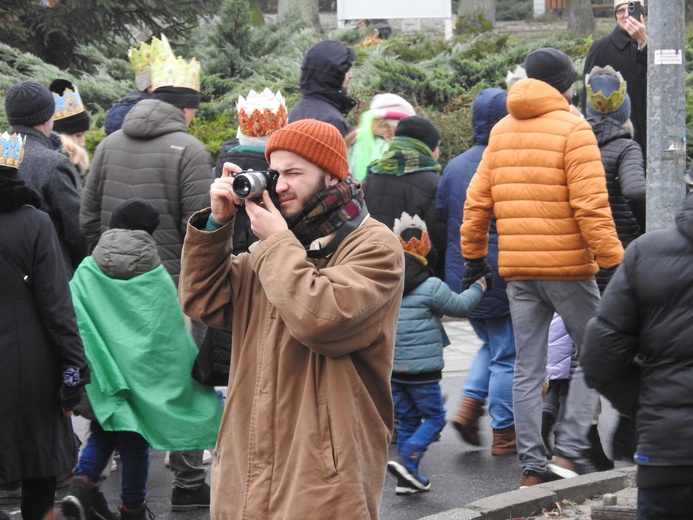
top-left (491, 425), bottom-right (517, 455)
top-left (451, 397), bottom-right (484, 446)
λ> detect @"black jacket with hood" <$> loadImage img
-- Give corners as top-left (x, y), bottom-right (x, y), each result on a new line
top-left (583, 194), bottom-right (693, 489)
top-left (288, 40), bottom-right (356, 137)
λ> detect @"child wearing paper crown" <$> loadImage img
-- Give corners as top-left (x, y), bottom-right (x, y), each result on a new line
top-left (61, 197), bottom-right (222, 520)
top-left (386, 212), bottom-right (486, 495)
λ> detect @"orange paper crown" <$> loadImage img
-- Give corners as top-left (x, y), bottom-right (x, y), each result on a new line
top-left (237, 88), bottom-right (287, 139)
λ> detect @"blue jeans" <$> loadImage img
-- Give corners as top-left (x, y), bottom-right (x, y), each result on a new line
top-left (638, 485), bottom-right (693, 519)
top-left (74, 421), bottom-right (150, 509)
top-left (464, 316), bottom-right (516, 429)
top-left (392, 381), bottom-right (446, 461)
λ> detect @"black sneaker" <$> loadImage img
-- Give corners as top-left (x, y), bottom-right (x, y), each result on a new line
top-left (61, 476), bottom-right (95, 520)
top-left (395, 476), bottom-right (421, 496)
top-left (548, 455), bottom-right (598, 479)
top-left (170, 482), bottom-right (210, 512)
top-left (118, 502), bottom-right (154, 520)
top-left (387, 457), bottom-right (431, 492)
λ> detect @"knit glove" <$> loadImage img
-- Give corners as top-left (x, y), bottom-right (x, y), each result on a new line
top-left (60, 365), bottom-right (87, 412)
top-left (461, 257), bottom-right (493, 292)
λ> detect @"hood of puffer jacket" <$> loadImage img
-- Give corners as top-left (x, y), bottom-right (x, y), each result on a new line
top-left (507, 78), bottom-right (570, 120)
top-left (588, 116), bottom-right (632, 147)
top-left (473, 88), bottom-right (508, 145)
top-left (121, 99), bottom-right (188, 140)
top-left (675, 194), bottom-right (693, 244)
top-left (92, 228), bottom-right (162, 280)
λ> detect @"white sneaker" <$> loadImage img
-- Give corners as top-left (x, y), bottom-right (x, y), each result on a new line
top-left (203, 450), bottom-right (213, 465)
top-left (164, 451), bottom-right (171, 468)
top-left (110, 459), bottom-right (117, 472)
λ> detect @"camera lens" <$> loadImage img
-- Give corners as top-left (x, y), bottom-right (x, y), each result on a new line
top-left (233, 176), bottom-right (252, 198)
top-left (232, 172), bottom-right (267, 199)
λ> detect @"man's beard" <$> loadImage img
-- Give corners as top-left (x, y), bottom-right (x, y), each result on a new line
top-left (280, 176), bottom-right (329, 221)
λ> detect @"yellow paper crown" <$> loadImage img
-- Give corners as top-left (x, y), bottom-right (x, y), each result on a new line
top-left (52, 87), bottom-right (85, 121)
top-left (128, 35), bottom-right (175, 76)
top-left (0, 132), bottom-right (26, 169)
top-left (151, 55), bottom-right (201, 92)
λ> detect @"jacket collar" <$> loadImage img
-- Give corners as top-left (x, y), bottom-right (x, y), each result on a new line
top-left (610, 26), bottom-right (635, 51)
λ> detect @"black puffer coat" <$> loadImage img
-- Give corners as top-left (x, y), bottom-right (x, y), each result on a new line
top-left (589, 117), bottom-right (646, 292)
top-left (583, 194), bottom-right (693, 487)
top-left (0, 175), bottom-right (86, 484)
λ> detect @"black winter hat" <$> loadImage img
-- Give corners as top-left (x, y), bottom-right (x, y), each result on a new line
top-left (395, 115), bottom-right (441, 152)
top-left (109, 198), bottom-right (160, 235)
top-left (5, 81), bottom-right (55, 127)
top-left (49, 79), bottom-right (91, 135)
top-left (152, 86), bottom-right (201, 109)
top-left (525, 47), bottom-right (578, 94)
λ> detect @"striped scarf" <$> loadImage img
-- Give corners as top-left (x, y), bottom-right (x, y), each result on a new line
top-left (288, 175), bottom-right (365, 245)
top-left (367, 136), bottom-right (441, 176)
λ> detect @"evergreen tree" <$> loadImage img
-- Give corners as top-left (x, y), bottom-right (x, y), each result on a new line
top-left (0, 0), bottom-right (221, 70)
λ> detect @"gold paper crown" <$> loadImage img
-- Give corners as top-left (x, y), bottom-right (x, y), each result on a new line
top-left (151, 55), bottom-right (201, 92)
top-left (0, 132), bottom-right (26, 169)
top-left (237, 88), bottom-right (287, 138)
top-left (53, 87), bottom-right (85, 121)
top-left (128, 35), bottom-right (175, 76)
top-left (585, 66), bottom-right (628, 115)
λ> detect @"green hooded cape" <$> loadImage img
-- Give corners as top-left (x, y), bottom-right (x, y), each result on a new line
top-left (70, 257), bottom-right (222, 450)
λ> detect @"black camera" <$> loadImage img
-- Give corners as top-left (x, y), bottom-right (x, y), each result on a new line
top-left (232, 170), bottom-right (279, 203)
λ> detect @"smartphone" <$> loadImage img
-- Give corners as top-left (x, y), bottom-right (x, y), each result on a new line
top-left (628, 1), bottom-right (643, 21)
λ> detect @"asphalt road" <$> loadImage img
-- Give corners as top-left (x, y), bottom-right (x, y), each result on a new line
top-left (2, 319), bottom-right (624, 520)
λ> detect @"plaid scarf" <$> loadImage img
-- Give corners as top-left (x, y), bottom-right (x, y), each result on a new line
top-left (367, 136), bottom-right (442, 176)
top-left (288, 175), bottom-right (365, 245)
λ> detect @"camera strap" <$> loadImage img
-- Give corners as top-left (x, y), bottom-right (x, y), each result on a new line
top-left (0, 244), bottom-right (31, 286)
top-left (307, 203), bottom-right (369, 260)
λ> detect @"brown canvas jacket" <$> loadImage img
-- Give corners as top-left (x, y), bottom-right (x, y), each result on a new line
top-left (179, 210), bottom-right (404, 520)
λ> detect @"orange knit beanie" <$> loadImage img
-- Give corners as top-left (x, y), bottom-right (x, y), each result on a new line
top-left (265, 119), bottom-right (349, 180)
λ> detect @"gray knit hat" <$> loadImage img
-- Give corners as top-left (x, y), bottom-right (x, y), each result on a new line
top-left (5, 81), bottom-right (55, 127)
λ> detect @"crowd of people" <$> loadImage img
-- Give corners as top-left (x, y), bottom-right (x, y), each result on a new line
top-left (3, 2), bottom-right (692, 519)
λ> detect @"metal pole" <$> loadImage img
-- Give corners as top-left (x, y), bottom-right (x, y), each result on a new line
top-left (646, 0), bottom-right (687, 231)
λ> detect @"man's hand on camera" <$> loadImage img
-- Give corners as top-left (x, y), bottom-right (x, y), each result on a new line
top-left (245, 190), bottom-right (288, 240)
top-left (211, 162), bottom-right (244, 224)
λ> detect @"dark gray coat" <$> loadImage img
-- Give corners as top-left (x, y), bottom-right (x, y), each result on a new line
top-left (583, 195), bottom-right (693, 477)
top-left (0, 175), bottom-right (86, 484)
top-left (80, 99), bottom-right (213, 284)
top-left (12, 125), bottom-right (87, 277)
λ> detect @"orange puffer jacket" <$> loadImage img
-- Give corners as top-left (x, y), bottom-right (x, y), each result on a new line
top-left (461, 78), bottom-right (623, 281)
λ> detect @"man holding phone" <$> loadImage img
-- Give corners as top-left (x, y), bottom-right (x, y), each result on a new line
top-left (583, 1), bottom-right (648, 158)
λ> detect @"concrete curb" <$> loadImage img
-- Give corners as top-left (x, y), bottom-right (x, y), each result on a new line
top-left (420, 467), bottom-right (637, 520)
